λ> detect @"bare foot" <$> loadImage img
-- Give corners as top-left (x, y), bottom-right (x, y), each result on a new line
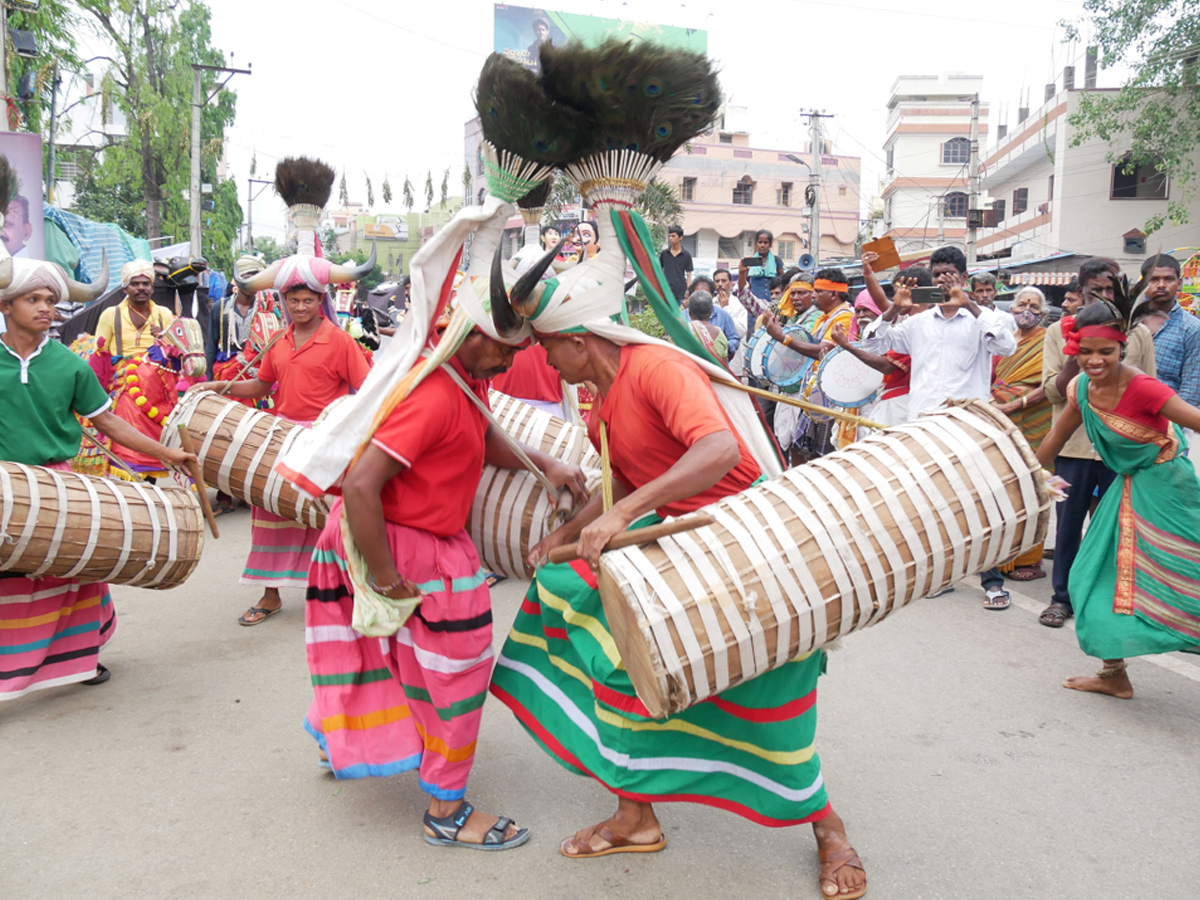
top-left (425, 799), bottom-right (521, 844)
top-left (1064, 668), bottom-right (1133, 699)
top-left (813, 809), bottom-right (867, 898)
top-left (560, 797), bottom-right (664, 857)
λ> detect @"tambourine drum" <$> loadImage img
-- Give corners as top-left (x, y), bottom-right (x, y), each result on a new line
top-left (745, 325), bottom-right (815, 393)
top-left (162, 391), bottom-right (329, 528)
top-left (816, 345), bottom-right (885, 408)
top-left (595, 400), bottom-right (1052, 718)
top-left (0, 462), bottom-right (204, 589)
top-left (470, 392), bottom-right (601, 579)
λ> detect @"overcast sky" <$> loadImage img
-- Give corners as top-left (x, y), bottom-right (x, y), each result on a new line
top-left (206, 0), bottom-right (1102, 244)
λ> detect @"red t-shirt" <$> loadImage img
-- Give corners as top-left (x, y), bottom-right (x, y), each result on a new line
top-left (370, 357), bottom-right (490, 537)
top-left (589, 344), bottom-right (761, 518)
top-left (257, 317), bottom-right (371, 422)
top-left (880, 351), bottom-right (911, 400)
top-left (1078, 373), bottom-right (1176, 434)
top-left (492, 343), bottom-right (562, 402)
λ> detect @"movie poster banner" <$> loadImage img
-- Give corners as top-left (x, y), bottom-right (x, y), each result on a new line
top-left (494, 3), bottom-right (707, 73)
top-left (0, 131), bottom-right (45, 261)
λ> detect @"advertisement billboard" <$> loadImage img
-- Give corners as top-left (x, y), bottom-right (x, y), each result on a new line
top-left (494, 3), bottom-right (707, 73)
top-left (0, 131), bottom-right (44, 261)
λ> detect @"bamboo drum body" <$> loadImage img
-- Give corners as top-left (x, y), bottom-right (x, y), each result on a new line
top-left (0, 462), bottom-right (204, 588)
top-left (469, 392), bottom-right (599, 579)
top-left (597, 400), bottom-right (1053, 718)
top-left (163, 391), bottom-right (328, 529)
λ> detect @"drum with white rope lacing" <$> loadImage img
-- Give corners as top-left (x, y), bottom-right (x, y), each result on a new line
top-left (0, 462), bottom-right (204, 588)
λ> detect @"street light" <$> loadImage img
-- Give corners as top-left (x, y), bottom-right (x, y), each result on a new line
top-left (785, 154), bottom-right (820, 265)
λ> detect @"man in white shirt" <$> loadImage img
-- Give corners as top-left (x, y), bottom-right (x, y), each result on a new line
top-left (864, 245), bottom-right (1018, 610)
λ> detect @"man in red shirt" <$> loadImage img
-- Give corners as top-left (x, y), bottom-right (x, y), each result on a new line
top-left (191, 265), bottom-right (371, 625)
top-left (491, 326), bottom-right (866, 899)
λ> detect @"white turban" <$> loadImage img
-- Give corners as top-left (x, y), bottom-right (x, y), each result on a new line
top-left (235, 255), bottom-right (265, 278)
top-left (0, 258), bottom-right (69, 304)
top-left (120, 259), bottom-right (155, 288)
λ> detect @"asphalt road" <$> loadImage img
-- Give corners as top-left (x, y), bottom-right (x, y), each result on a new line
top-left (4, 508), bottom-right (1198, 900)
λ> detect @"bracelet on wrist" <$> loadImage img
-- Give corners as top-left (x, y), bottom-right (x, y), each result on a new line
top-left (369, 573), bottom-right (404, 593)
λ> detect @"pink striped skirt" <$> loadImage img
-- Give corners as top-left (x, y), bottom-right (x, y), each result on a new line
top-left (240, 507), bottom-right (323, 589)
top-left (1, 573), bottom-right (114, 701)
top-left (305, 502), bottom-right (494, 801)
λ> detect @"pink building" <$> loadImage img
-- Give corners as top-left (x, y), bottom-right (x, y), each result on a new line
top-left (659, 130), bottom-right (861, 274)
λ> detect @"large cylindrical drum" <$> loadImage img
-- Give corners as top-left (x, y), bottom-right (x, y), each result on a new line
top-left (0, 462), bottom-right (204, 589)
top-left (597, 400), bottom-right (1052, 718)
top-left (163, 391), bottom-right (329, 528)
top-left (469, 393), bottom-right (599, 578)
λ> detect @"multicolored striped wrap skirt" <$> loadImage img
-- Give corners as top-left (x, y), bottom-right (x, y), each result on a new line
top-left (240, 507), bottom-right (323, 589)
top-left (305, 503), bottom-right (494, 801)
top-left (1, 572), bottom-right (115, 701)
top-left (490, 553), bottom-right (831, 827)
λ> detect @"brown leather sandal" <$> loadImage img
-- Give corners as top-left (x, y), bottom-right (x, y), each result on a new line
top-left (559, 823), bottom-right (667, 859)
top-left (818, 846), bottom-right (868, 899)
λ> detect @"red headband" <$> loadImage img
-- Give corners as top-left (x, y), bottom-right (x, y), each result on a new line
top-left (814, 279), bottom-right (848, 292)
top-left (1064, 323), bottom-right (1127, 356)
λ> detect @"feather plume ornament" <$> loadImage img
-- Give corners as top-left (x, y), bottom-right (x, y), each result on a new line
top-left (537, 39), bottom-right (721, 208)
top-left (273, 157), bottom-right (336, 209)
top-left (516, 175), bottom-right (554, 225)
top-left (474, 54), bottom-right (588, 200)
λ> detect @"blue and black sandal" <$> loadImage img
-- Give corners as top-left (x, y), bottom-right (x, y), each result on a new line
top-left (423, 800), bottom-right (531, 851)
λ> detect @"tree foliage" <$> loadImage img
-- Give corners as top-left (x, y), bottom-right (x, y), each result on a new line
top-left (1064, 0), bottom-right (1200, 231)
top-left (339, 170), bottom-right (349, 207)
top-left (74, 0), bottom-right (241, 261)
top-left (402, 175), bottom-right (414, 211)
top-left (327, 247), bottom-right (384, 291)
top-left (382, 174), bottom-right (393, 206)
top-left (8, 0), bottom-right (83, 137)
top-left (364, 172), bottom-right (374, 208)
top-left (252, 235), bottom-right (281, 263)
top-left (440, 166), bottom-right (450, 209)
top-left (424, 170), bottom-right (435, 210)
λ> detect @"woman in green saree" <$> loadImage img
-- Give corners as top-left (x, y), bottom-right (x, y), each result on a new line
top-left (1032, 303), bottom-right (1200, 696)
top-left (1036, 301), bottom-right (1200, 698)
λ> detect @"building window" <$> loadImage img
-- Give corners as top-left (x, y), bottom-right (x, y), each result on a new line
top-left (777, 239), bottom-right (796, 260)
top-left (993, 199), bottom-right (1006, 222)
top-left (942, 137), bottom-right (970, 165)
top-left (886, 145), bottom-right (894, 173)
top-left (838, 185), bottom-right (847, 196)
top-left (1012, 187), bottom-right (1029, 215)
top-left (942, 192), bottom-right (968, 219)
top-left (681, 177), bottom-right (696, 201)
top-left (732, 176), bottom-right (754, 205)
top-left (476, 145), bottom-right (484, 176)
top-left (477, 188), bottom-right (486, 206)
top-left (1111, 155), bottom-right (1168, 199)
top-left (719, 133), bottom-right (733, 144)
top-left (776, 182), bottom-right (792, 206)
top-left (1047, 174), bottom-right (1055, 201)
top-left (884, 196), bottom-right (893, 229)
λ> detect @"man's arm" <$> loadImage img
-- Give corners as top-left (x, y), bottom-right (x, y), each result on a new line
top-left (575, 430), bottom-right (740, 571)
top-left (340, 444), bottom-right (419, 600)
top-left (187, 377), bottom-right (272, 399)
top-left (1042, 325), bottom-right (1068, 404)
top-left (716, 307), bottom-right (739, 356)
top-left (90, 410), bottom-right (195, 469)
top-left (483, 425), bottom-right (588, 499)
top-left (1178, 332), bottom-right (1200, 407)
top-left (978, 308), bottom-right (1018, 356)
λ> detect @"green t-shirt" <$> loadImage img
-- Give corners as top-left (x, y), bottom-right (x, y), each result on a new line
top-left (0, 336), bottom-right (112, 466)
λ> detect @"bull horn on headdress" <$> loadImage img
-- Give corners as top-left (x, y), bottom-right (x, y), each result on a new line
top-left (65, 250), bottom-right (109, 303)
top-left (0, 253), bottom-right (11, 290)
top-left (490, 245), bottom-right (525, 339)
top-left (508, 241), bottom-right (559, 317)
top-left (235, 259), bottom-right (282, 295)
top-left (328, 241), bottom-right (377, 284)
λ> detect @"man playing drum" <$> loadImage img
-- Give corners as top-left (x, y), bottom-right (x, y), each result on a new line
top-left (487, 257), bottom-right (868, 899)
top-left (190, 256), bottom-right (372, 625)
top-left (0, 259), bottom-right (194, 700)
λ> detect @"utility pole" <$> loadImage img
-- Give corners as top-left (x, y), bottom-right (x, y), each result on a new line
top-left (46, 63), bottom-right (61, 204)
top-left (245, 177), bottom-right (273, 251)
top-left (966, 93), bottom-right (981, 266)
top-left (802, 109), bottom-right (834, 267)
top-left (190, 61), bottom-right (251, 257)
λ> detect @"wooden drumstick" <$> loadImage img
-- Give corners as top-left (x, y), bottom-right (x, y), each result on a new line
top-left (176, 425), bottom-right (219, 539)
top-left (547, 514), bottom-right (715, 565)
top-left (217, 329), bottom-right (285, 396)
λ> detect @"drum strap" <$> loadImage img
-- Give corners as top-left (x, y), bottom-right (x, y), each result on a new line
top-left (599, 421), bottom-right (614, 513)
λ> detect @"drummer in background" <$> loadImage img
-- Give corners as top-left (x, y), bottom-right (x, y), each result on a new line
top-left (762, 268), bottom-right (857, 460)
top-left (94, 260), bottom-right (174, 372)
top-left (863, 245), bottom-right (1019, 610)
top-left (0, 258), bottom-right (194, 700)
top-left (190, 262), bottom-right (371, 626)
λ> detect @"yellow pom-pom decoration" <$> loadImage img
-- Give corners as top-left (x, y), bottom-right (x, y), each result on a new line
top-left (148, 407), bottom-right (159, 419)
top-left (127, 375), bottom-right (138, 384)
top-left (135, 396), bottom-right (148, 407)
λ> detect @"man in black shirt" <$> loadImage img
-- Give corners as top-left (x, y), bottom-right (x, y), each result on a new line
top-left (658, 224), bottom-right (693, 301)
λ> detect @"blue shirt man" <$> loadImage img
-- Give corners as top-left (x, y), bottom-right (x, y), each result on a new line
top-left (1141, 256), bottom-right (1200, 407)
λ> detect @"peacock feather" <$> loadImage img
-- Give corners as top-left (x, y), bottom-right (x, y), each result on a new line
top-left (274, 157), bottom-right (336, 209)
top-left (516, 175), bottom-right (553, 211)
top-left (474, 53), bottom-right (592, 168)
top-left (538, 39), bottom-right (721, 163)
top-left (0, 155), bottom-right (19, 213)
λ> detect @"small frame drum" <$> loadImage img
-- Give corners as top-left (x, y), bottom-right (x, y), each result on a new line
top-left (745, 326), bottom-right (815, 394)
top-left (816, 345), bottom-right (885, 408)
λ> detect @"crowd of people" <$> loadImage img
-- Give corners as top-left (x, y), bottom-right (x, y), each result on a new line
top-left (4, 207), bottom-right (1198, 899)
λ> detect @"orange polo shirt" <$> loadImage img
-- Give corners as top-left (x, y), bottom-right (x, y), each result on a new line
top-left (588, 344), bottom-right (761, 518)
top-left (257, 316), bottom-right (370, 422)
